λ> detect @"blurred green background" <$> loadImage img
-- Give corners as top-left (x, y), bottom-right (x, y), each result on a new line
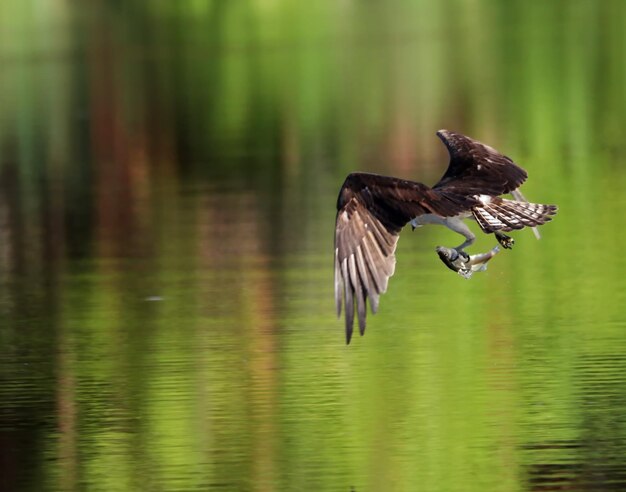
top-left (1, 1), bottom-right (626, 491)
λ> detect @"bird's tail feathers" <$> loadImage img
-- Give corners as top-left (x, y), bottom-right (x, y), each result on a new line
top-left (511, 189), bottom-right (541, 239)
top-left (473, 197), bottom-right (557, 234)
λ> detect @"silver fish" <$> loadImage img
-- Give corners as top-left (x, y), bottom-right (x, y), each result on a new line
top-left (436, 245), bottom-right (500, 279)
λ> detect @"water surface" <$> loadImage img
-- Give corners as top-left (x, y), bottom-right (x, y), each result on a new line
top-left (1, 2), bottom-right (626, 491)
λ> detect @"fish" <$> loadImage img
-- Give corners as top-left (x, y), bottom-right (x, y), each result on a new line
top-left (435, 245), bottom-right (501, 279)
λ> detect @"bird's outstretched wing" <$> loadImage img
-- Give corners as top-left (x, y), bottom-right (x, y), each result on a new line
top-left (433, 130), bottom-right (528, 196)
top-left (334, 172), bottom-right (469, 343)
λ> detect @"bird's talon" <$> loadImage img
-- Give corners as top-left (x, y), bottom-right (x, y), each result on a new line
top-left (495, 232), bottom-right (515, 249)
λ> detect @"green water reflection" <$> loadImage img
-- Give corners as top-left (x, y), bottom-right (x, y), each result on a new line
top-left (1, 1), bottom-right (626, 491)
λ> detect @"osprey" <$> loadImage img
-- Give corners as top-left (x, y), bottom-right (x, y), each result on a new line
top-left (334, 130), bottom-right (557, 344)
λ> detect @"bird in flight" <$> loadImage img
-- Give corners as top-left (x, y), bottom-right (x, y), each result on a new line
top-left (334, 130), bottom-right (557, 343)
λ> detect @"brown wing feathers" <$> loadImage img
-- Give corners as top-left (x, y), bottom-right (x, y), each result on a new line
top-left (334, 171), bottom-right (480, 343)
top-left (335, 170), bottom-right (490, 343)
top-left (334, 173), bottom-right (459, 343)
top-left (334, 188), bottom-right (400, 344)
top-left (433, 130), bottom-right (528, 196)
